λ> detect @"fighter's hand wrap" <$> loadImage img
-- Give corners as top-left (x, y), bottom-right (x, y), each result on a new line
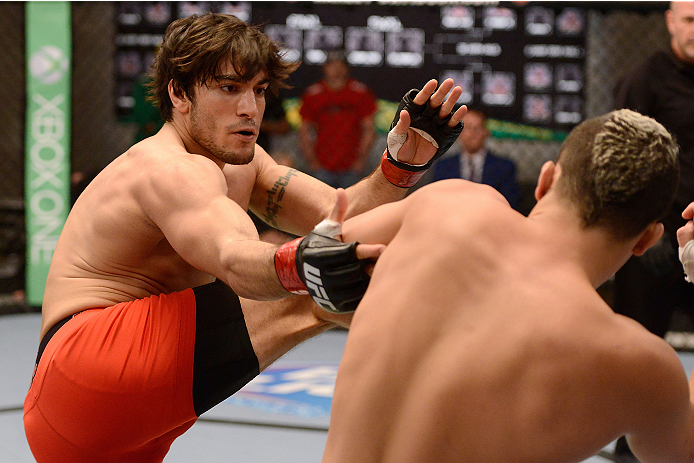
top-left (679, 240), bottom-right (694, 283)
top-left (381, 88), bottom-right (464, 187)
top-left (274, 224), bottom-right (369, 313)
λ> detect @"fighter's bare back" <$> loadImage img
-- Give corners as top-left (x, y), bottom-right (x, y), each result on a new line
top-left (326, 180), bottom-right (689, 463)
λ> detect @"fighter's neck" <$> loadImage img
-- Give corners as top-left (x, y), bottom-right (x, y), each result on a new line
top-left (527, 198), bottom-right (634, 288)
top-left (160, 122), bottom-right (225, 169)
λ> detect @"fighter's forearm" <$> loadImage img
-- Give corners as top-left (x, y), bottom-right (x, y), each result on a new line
top-left (342, 164), bottom-right (410, 219)
top-left (218, 239), bottom-right (288, 300)
top-left (342, 196), bottom-right (408, 247)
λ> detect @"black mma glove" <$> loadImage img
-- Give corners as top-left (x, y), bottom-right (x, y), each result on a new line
top-left (385, 88), bottom-right (465, 173)
top-left (275, 232), bottom-right (370, 313)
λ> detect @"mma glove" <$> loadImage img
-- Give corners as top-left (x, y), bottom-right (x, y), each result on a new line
top-left (381, 88), bottom-right (464, 188)
top-left (274, 221), bottom-right (369, 313)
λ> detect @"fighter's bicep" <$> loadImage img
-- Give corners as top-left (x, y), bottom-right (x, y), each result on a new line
top-left (143, 162), bottom-right (258, 269)
top-left (170, 194), bottom-right (257, 248)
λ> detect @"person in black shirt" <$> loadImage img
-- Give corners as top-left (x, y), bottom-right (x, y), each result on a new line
top-left (612, 2), bottom-right (694, 461)
top-left (613, 1), bottom-right (694, 337)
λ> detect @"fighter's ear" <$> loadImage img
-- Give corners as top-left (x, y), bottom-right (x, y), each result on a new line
top-left (632, 222), bottom-right (664, 256)
top-left (534, 161), bottom-right (557, 201)
top-left (168, 80), bottom-right (191, 114)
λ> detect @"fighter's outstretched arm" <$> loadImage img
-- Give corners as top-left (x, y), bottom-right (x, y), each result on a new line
top-left (248, 79), bottom-right (466, 238)
top-left (143, 153), bottom-right (289, 300)
top-left (672, 201), bottom-right (694, 463)
top-left (143, 152), bottom-right (383, 308)
top-left (340, 198), bottom-right (409, 248)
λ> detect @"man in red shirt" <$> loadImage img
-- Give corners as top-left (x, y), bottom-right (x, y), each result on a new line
top-left (299, 53), bottom-right (377, 188)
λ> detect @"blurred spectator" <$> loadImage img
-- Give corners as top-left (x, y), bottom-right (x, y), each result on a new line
top-left (299, 52), bottom-right (376, 188)
top-left (432, 108), bottom-right (521, 210)
top-left (612, 3), bottom-right (694, 460)
top-left (257, 90), bottom-right (291, 154)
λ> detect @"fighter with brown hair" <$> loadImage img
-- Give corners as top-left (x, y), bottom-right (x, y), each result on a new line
top-left (324, 109), bottom-right (691, 463)
top-left (23, 13), bottom-right (465, 463)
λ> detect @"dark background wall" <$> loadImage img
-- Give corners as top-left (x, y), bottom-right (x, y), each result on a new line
top-left (0, 1), bottom-right (672, 303)
top-left (0, 2), bottom-right (671, 201)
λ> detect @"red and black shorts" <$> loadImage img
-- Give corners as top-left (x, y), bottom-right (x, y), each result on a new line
top-left (24, 280), bottom-right (258, 463)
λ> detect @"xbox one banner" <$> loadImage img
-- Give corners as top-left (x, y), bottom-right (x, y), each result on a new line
top-left (25, 2), bottom-right (71, 306)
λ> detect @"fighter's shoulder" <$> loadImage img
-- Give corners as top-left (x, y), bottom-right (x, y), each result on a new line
top-left (620, 332), bottom-right (691, 431)
top-left (128, 142), bottom-right (227, 199)
top-left (410, 179), bottom-right (508, 207)
top-left (604, 323), bottom-right (694, 461)
top-left (600, 316), bottom-right (686, 389)
top-left (399, 180), bottom-right (510, 235)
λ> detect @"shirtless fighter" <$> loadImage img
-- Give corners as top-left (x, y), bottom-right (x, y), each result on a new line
top-left (323, 109), bottom-right (694, 463)
top-left (23, 13), bottom-right (465, 463)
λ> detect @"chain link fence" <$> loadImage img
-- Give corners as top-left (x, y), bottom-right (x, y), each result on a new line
top-left (0, 2), bottom-right (674, 302)
top-left (0, 2), bottom-right (26, 202)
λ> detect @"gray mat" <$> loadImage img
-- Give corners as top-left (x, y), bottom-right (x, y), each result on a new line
top-left (1, 313), bottom-right (688, 463)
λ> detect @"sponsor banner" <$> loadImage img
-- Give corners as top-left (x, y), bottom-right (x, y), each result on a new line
top-left (487, 118), bottom-right (569, 142)
top-left (25, 2), bottom-right (72, 306)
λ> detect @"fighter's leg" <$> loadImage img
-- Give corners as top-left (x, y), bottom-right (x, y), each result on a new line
top-left (24, 291), bottom-right (198, 463)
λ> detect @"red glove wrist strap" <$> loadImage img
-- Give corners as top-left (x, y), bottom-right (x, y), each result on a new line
top-left (275, 237), bottom-right (308, 294)
top-left (380, 150), bottom-right (426, 188)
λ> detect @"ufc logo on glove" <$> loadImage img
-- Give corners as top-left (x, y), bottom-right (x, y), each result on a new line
top-left (302, 262), bottom-right (337, 312)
